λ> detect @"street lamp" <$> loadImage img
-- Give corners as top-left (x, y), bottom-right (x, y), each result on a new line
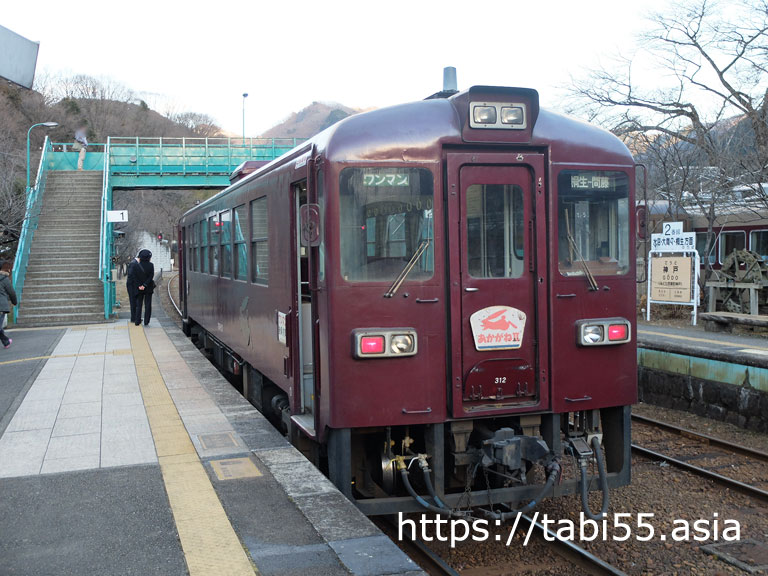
top-left (26, 122), bottom-right (58, 194)
top-left (242, 93), bottom-right (248, 143)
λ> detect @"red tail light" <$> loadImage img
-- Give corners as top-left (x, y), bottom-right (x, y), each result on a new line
top-left (360, 336), bottom-right (385, 354)
top-left (608, 324), bottom-right (628, 341)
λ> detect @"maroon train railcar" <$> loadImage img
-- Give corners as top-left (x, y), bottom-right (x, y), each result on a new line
top-left (178, 86), bottom-right (636, 516)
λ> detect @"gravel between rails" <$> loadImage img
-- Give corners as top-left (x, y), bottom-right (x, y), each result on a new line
top-left (390, 404), bottom-right (768, 575)
top-left (633, 403), bottom-right (768, 454)
top-left (428, 454), bottom-right (766, 575)
top-left (632, 421), bottom-right (768, 489)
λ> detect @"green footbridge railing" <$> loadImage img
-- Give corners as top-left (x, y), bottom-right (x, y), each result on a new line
top-left (10, 136), bottom-right (53, 322)
top-left (15, 136), bottom-right (305, 322)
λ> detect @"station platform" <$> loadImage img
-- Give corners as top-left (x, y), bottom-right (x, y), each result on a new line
top-left (0, 310), bottom-right (422, 576)
top-left (637, 323), bottom-right (768, 432)
top-left (638, 323), bottom-right (768, 371)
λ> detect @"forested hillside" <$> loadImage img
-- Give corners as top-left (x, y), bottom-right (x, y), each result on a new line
top-left (260, 101), bottom-right (360, 138)
top-left (0, 74), bottom-right (222, 258)
top-left (0, 74), bottom-right (361, 261)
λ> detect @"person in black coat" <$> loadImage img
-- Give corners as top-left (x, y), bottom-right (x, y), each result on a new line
top-left (126, 249), bottom-right (155, 326)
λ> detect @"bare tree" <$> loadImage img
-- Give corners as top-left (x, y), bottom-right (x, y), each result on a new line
top-left (167, 112), bottom-right (222, 137)
top-left (568, 0), bottom-right (768, 296)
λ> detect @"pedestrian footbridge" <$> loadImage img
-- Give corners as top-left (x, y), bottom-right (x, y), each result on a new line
top-left (13, 136), bottom-right (303, 325)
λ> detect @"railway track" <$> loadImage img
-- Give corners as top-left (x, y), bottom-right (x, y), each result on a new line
top-left (631, 414), bottom-right (768, 504)
top-left (378, 514), bottom-right (627, 576)
top-left (166, 273), bottom-right (182, 316)
top-left (632, 414), bottom-right (768, 462)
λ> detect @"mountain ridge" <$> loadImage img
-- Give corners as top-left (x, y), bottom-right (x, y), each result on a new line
top-left (259, 101), bottom-right (362, 139)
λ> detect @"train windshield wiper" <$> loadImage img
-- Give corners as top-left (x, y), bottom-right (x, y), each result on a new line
top-left (384, 238), bottom-right (431, 298)
top-left (566, 232), bottom-right (599, 291)
top-left (564, 210), bottom-right (599, 291)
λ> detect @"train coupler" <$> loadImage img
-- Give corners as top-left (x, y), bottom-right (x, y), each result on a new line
top-left (480, 427), bottom-right (550, 474)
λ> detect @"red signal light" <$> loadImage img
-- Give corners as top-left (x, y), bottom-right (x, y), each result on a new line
top-left (360, 336), bottom-right (385, 354)
top-left (608, 324), bottom-right (628, 341)
top-left (157, 233), bottom-right (163, 241)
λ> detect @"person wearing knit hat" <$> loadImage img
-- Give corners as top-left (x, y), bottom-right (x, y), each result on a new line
top-left (126, 250), bottom-right (155, 326)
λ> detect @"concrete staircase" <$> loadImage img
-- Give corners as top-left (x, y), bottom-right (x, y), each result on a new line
top-left (16, 171), bottom-right (105, 326)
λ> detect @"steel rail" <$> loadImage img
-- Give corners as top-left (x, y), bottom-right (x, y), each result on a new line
top-left (631, 444), bottom-right (768, 503)
top-left (632, 414), bottom-right (768, 462)
top-left (518, 514), bottom-right (628, 576)
top-left (167, 273), bottom-right (182, 316)
top-left (377, 517), bottom-right (460, 576)
top-left (379, 514), bottom-right (626, 576)
top-left (399, 533), bottom-right (461, 576)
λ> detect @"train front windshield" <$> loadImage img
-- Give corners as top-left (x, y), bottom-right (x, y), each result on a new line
top-left (339, 167), bottom-right (434, 283)
top-left (557, 170), bottom-right (630, 276)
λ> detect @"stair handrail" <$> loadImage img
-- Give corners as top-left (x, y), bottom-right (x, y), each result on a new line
top-left (11, 136), bottom-right (53, 320)
top-left (99, 137), bottom-right (114, 319)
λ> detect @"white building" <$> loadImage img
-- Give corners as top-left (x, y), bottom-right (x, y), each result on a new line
top-left (136, 231), bottom-right (173, 272)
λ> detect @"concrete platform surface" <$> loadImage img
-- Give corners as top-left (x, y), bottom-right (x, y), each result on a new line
top-left (0, 316), bottom-right (423, 576)
top-left (639, 323), bottom-right (768, 368)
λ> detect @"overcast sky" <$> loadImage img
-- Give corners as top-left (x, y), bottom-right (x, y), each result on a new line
top-left (3, 0), bottom-right (668, 135)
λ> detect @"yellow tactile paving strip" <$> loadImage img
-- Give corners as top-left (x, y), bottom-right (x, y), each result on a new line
top-left (129, 325), bottom-right (257, 576)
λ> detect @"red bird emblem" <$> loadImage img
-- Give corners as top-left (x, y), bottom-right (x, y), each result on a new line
top-left (480, 309), bottom-right (517, 331)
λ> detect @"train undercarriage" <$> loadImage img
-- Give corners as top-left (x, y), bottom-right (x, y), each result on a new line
top-left (188, 323), bottom-right (631, 518)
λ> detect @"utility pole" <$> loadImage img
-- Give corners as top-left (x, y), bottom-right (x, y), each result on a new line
top-left (242, 93), bottom-right (248, 143)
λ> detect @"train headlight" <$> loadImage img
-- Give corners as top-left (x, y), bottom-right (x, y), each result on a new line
top-left (500, 106), bottom-right (525, 125)
top-left (469, 102), bottom-right (527, 129)
top-left (473, 106), bottom-right (497, 124)
top-left (577, 319), bottom-right (631, 346)
top-left (582, 325), bottom-right (604, 345)
top-left (390, 334), bottom-right (415, 354)
top-left (353, 329), bottom-right (418, 359)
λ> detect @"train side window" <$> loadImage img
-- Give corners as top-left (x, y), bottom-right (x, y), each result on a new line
top-left (190, 223), bottom-right (197, 272)
top-left (201, 219), bottom-right (209, 273)
top-left (466, 184), bottom-right (524, 278)
top-left (220, 210), bottom-right (232, 278)
top-left (750, 230), bottom-right (768, 262)
top-left (233, 204), bottom-right (248, 281)
top-left (209, 215), bottom-right (219, 275)
top-left (695, 233), bottom-right (716, 265)
top-left (195, 222), bottom-right (201, 272)
top-left (251, 196), bottom-right (269, 285)
top-left (719, 231), bottom-right (745, 263)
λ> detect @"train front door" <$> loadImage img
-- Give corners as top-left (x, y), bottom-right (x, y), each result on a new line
top-left (448, 158), bottom-right (547, 415)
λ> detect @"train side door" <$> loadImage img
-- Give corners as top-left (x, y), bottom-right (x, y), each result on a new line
top-left (291, 176), bottom-right (318, 437)
top-left (448, 157), bottom-right (548, 416)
